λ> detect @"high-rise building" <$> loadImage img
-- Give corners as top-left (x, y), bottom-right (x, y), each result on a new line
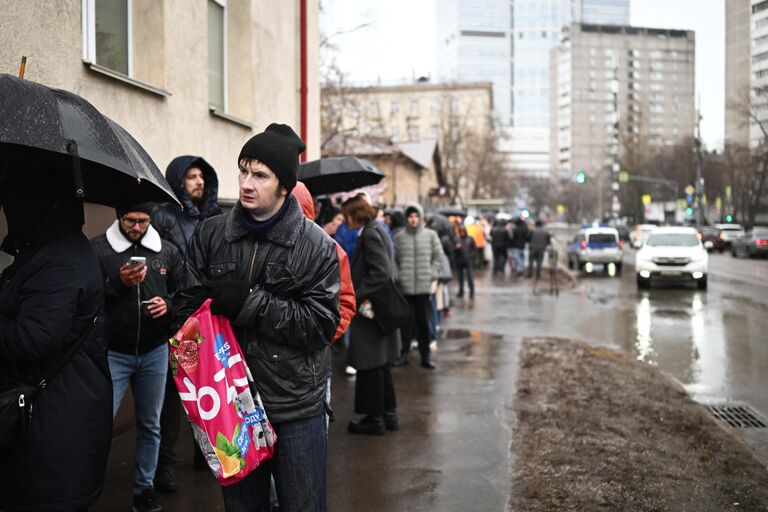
top-left (551, 24), bottom-right (695, 200)
top-left (435, 0), bottom-right (629, 178)
top-left (725, 0), bottom-right (765, 149)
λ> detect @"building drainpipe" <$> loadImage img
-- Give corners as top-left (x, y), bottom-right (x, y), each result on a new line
top-left (299, 0), bottom-right (308, 162)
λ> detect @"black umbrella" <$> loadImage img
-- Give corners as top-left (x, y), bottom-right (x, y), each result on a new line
top-left (0, 74), bottom-right (178, 208)
top-left (298, 157), bottom-right (384, 196)
top-left (426, 212), bottom-right (453, 236)
top-left (437, 206), bottom-right (467, 217)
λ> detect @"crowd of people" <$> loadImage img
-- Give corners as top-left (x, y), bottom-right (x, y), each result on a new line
top-left (1, 120), bottom-right (552, 512)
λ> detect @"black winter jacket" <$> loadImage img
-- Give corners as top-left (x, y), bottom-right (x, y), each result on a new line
top-left (91, 223), bottom-right (184, 355)
top-left (175, 195), bottom-right (341, 423)
top-left (152, 155), bottom-right (221, 255)
top-left (0, 232), bottom-right (112, 511)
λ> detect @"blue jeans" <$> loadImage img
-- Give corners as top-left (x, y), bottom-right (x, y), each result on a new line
top-left (511, 248), bottom-right (525, 276)
top-left (221, 414), bottom-right (327, 512)
top-left (108, 344), bottom-right (168, 493)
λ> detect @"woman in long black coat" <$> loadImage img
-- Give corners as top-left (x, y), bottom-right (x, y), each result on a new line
top-left (0, 159), bottom-right (112, 511)
top-left (342, 194), bottom-right (400, 436)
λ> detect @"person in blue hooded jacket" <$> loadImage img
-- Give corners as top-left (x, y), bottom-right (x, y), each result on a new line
top-left (151, 155), bottom-right (221, 492)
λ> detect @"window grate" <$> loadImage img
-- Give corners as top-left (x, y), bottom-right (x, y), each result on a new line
top-left (706, 405), bottom-right (767, 429)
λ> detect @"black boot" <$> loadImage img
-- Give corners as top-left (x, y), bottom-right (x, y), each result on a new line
top-left (420, 357), bottom-right (436, 370)
top-left (392, 352), bottom-right (409, 367)
top-left (383, 411), bottom-right (400, 431)
top-left (347, 415), bottom-right (385, 435)
top-left (154, 465), bottom-right (177, 493)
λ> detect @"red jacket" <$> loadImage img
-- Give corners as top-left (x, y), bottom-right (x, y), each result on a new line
top-left (292, 182), bottom-right (355, 343)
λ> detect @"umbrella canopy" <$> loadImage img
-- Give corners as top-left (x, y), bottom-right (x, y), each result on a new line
top-left (0, 74), bottom-right (178, 208)
top-left (298, 156), bottom-right (385, 196)
top-left (426, 212), bottom-right (453, 237)
top-left (437, 206), bottom-right (467, 218)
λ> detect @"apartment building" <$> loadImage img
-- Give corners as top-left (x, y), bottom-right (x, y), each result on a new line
top-left (551, 24), bottom-right (696, 182)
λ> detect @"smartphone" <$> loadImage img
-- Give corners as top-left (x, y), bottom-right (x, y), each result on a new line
top-left (129, 256), bottom-right (146, 266)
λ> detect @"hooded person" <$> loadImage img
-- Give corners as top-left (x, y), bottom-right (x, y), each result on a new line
top-left (152, 155), bottom-right (221, 255)
top-left (0, 152), bottom-right (112, 511)
top-left (151, 155), bottom-right (220, 491)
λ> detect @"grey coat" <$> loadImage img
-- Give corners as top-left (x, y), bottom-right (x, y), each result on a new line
top-left (393, 204), bottom-right (444, 296)
top-left (348, 221), bottom-right (400, 371)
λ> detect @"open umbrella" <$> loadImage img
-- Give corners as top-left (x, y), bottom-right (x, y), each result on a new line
top-left (298, 156), bottom-right (384, 196)
top-left (437, 206), bottom-right (467, 217)
top-left (0, 74), bottom-right (178, 208)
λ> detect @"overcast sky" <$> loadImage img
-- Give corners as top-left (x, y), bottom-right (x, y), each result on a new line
top-left (320, 0), bottom-right (725, 149)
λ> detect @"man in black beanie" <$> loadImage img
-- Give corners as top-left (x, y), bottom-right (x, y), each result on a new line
top-left (174, 123), bottom-right (341, 512)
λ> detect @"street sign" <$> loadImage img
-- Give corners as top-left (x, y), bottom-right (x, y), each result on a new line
top-left (642, 194), bottom-right (652, 206)
top-left (685, 184), bottom-right (694, 195)
top-left (715, 197), bottom-right (722, 209)
top-left (556, 204), bottom-right (565, 215)
top-left (725, 186), bottom-right (732, 198)
top-left (618, 171), bottom-right (629, 183)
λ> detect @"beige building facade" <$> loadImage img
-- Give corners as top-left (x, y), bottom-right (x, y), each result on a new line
top-left (0, 0), bottom-right (321, 211)
top-left (551, 24), bottom-right (696, 181)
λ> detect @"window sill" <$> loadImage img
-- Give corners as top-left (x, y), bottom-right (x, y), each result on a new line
top-left (83, 61), bottom-right (171, 97)
top-left (209, 107), bottom-right (254, 129)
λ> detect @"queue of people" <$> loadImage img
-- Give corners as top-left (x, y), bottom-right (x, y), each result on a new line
top-left (1, 117), bottom-right (552, 512)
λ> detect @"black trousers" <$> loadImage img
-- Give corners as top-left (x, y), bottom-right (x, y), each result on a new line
top-left (354, 365), bottom-right (397, 415)
top-left (528, 249), bottom-right (545, 279)
top-left (402, 294), bottom-right (432, 361)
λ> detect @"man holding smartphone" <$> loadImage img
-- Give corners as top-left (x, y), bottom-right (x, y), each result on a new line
top-left (90, 203), bottom-right (184, 512)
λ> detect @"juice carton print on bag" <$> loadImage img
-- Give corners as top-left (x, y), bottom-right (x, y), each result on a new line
top-left (169, 299), bottom-right (276, 485)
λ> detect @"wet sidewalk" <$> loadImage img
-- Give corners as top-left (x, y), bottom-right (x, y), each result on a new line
top-left (93, 271), bottom-right (522, 511)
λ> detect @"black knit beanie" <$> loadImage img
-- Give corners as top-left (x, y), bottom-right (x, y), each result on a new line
top-left (238, 123), bottom-right (306, 192)
top-left (116, 202), bottom-right (154, 219)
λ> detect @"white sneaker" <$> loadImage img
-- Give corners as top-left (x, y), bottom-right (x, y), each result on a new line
top-left (410, 340), bottom-right (418, 351)
top-left (429, 340), bottom-right (437, 352)
top-left (345, 365), bottom-right (357, 376)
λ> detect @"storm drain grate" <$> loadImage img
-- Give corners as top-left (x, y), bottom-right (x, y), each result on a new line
top-left (706, 405), bottom-right (768, 428)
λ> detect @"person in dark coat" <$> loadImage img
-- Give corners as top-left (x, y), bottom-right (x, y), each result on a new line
top-left (454, 224), bottom-right (477, 300)
top-left (151, 155), bottom-right (220, 490)
top-left (0, 160), bottom-right (112, 511)
top-left (527, 220), bottom-right (552, 279)
top-left (509, 218), bottom-right (530, 278)
top-left (91, 203), bottom-right (184, 512)
top-left (342, 194), bottom-right (400, 436)
top-left (152, 155), bottom-right (221, 255)
top-left (490, 220), bottom-right (510, 275)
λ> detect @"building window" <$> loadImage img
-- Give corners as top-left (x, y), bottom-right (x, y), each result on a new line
top-left (390, 101), bottom-right (400, 115)
top-left (208, 0), bottom-right (226, 110)
top-left (410, 100), bottom-right (420, 116)
top-left (430, 125), bottom-right (439, 139)
top-left (431, 100), bottom-right (441, 116)
top-left (390, 125), bottom-right (400, 139)
top-left (91, 0), bottom-right (130, 75)
top-left (408, 125), bottom-right (419, 141)
top-left (451, 98), bottom-right (460, 113)
top-left (369, 101), bottom-right (380, 118)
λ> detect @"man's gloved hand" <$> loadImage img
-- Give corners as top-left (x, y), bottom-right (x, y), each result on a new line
top-left (210, 280), bottom-right (250, 320)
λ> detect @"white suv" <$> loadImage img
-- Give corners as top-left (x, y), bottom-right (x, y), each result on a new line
top-left (635, 226), bottom-right (708, 290)
top-left (714, 223), bottom-right (745, 247)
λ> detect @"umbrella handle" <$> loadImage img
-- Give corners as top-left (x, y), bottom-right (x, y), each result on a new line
top-left (66, 140), bottom-right (85, 198)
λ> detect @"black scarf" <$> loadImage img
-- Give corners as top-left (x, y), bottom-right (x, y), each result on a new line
top-left (237, 198), bottom-right (292, 241)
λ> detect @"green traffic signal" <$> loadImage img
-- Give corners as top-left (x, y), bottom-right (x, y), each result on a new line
top-left (726, 214), bottom-right (733, 222)
top-left (576, 171), bottom-right (586, 184)
top-left (685, 207), bottom-right (693, 216)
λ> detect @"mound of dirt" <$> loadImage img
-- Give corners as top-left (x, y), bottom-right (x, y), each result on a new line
top-left (510, 337), bottom-right (768, 511)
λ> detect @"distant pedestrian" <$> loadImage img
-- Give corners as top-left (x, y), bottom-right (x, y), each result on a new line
top-left (454, 225), bottom-right (477, 300)
top-left (490, 220), bottom-right (510, 274)
top-left (527, 220), bottom-right (552, 280)
top-left (91, 203), bottom-right (184, 512)
top-left (0, 158), bottom-right (112, 512)
top-left (510, 218), bottom-right (530, 278)
top-left (152, 155), bottom-right (221, 492)
top-left (393, 203), bottom-right (444, 369)
top-left (342, 194), bottom-right (401, 436)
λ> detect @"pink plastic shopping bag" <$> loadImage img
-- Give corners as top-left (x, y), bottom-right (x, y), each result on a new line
top-left (169, 299), bottom-right (276, 486)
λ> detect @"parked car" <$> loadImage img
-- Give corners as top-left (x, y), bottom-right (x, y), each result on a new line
top-left (730, 227), bottom-right (768, 258)
top-left (713, 223), bottom-right (745, 248)
top-left (699, 226), bottom-right (725, 253)
top-left (635, 226), bottom-right (708, 290)
top-left (630, 224), bottom-right (656, 248)
top-left (567, 227), bottom-right (623, 275)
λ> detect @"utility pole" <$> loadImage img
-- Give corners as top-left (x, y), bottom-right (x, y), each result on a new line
top-left (610, 57), bottom-right (621, 223)
top-left (694, 103), bottom-right (704, 229)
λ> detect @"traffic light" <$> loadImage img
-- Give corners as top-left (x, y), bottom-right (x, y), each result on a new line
top-left (726, 214), bottom-right (733, 222)
top-left (520, 208), bottom-right (531, 220)
top-left (685, 207), bottom-right (693, 216)
top-left (576, 171), bottom-right (586, 184)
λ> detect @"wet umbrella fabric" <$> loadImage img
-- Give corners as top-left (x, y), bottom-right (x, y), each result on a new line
top-left (437, 206), bottom-right (467, 218)
top-left (298, 157), bottom-right (384, 195)
top-left (0, 74), bottom-right (178, 208)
